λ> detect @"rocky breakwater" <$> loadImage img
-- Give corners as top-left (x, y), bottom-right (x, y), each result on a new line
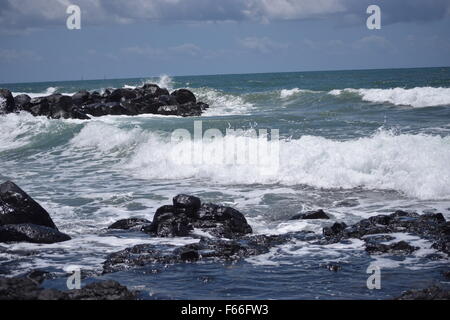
top-left (0, 84), bottom-right (209, 120)
top-left (0, 181), bottom-right (70, 244)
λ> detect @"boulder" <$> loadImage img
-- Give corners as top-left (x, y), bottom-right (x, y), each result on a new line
top-left (142, 195), bottom-right (252, 239)
top-left (14, 94), bottom-right (31, 111)
top-left (72, 90), bottom-right (90, 106)
top-left (170, 89), bottom-right (196, 104)
top-left (0, 89), bottom-right (15, 114)
top-left (0, 224), bottom-right (71, 244)
top-left (395, 286), bottom-right (450, 300)
top-left (108, 89), bottom-right (137, 102)
top-left (0, 181), bottom-right (57, 229)
top-left (290, 209), bottom-right (330, 220)
top-left (108, 218), bottom-right (151, 230)
top-left (0, 277), bottom-right (136, 300)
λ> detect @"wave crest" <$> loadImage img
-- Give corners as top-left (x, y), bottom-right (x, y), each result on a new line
top-left (330, 87), bottom-right (450, 108)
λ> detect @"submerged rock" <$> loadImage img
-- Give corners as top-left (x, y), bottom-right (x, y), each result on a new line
top-left (395, 286), bottom-right (450, 300)
top-left (0, 181), bottom-right (70, 244)
top-left (321, 211), bottom-right (449, 256)
top-left (365, 241), bottom-right (419, 255)
top-left (0, 83), bottom-right (208, 119)
top-left (0, 276), bottom-right (136, 300)
top-left (108, 218), bottom-right (151, 230)
top-left (290, 209), bottom-right (330, 220)
top-left (103, 234), bottom-right (289, 274)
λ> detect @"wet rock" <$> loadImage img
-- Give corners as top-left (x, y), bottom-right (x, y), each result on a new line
top-left (103, 234), bottom-right (289, 274)
top-left (66, 280), bottom-right (137, 300)
top-left (395, 286), bottom-right (450, 300)
top-left (142, 196), bottom-right (252, 239)
top-left (108, 218), bottom-right (151, 230)
top-left (322, 211), bottom-right (449, 256)
top-left (323, 262), bottom-right (341, 272)
top-left (14, 94), bottom-right (31, 111)
top-left (170, 89), bottom-right (196, 105)
top-left (290, 209), bottom-right (330, 220)
top-left (173, 194), bottom-right (201, 217)
top-left (0, 276), bottom-right (136, 300)
top-left (0, 181), bottom-right (57, 229)
top-left (157, 105), bottom-right (178, 115)
top-left (2, 83), bottom-right (207, 119)
top-left (72, 90), bottom-right (90, 106)
top-left (0, 89), bottom-right (15, 114)
top-left (323, 222), bottom-right (347, 238)
top-left (0, 224), bottom-right (71, 244)
top-left (365, 241), bottom-right (419, 255)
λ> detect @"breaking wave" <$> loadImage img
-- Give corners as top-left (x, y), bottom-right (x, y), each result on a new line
top-left (63, 121), bottom-right (450, 200)
top-left (330, 87), bottom-right (450, 108)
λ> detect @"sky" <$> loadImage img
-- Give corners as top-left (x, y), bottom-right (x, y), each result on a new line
top-left (1, 0), bottom-right (450, 84)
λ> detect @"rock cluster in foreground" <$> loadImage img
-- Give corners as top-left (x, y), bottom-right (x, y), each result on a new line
top-left (0, 276), bottom-right (136, 300)
top-left (0, 181), bottom-right (70, 244)
top-left (1, 181), bottom-right (449, 300)
top-left (0, 84), bottom-right (209, 119)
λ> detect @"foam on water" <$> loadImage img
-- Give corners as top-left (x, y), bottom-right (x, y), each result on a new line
top-left (114, 127), bottom-right (450, 200)
top-left (330, 87), bottom-right (450, 108)
top-left (12, 87), bottom-right (61, 98)
top-left (191, 87), bottom-right (255, 116)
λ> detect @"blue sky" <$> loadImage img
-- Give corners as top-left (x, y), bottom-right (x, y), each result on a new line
top-left (1, 0), bottom-right (450, 83)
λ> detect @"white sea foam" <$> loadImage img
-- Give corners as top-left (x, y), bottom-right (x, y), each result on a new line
top-left (0, 112), bottom-right (55, 152)
top-left (192, 87), bottom-right (255, 116)
top-left (70, 124), bottom-right (447, 200)
top-left (279, 88), bottom-right (318, 99)
top-left (330, 87), bottom-right (450, 108)
top-left (12, 87), bottom-right (61, 98)
top-left (280, 88), bottom-right (302, 99)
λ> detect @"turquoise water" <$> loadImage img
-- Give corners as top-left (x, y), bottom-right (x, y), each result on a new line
top-left (1, 67), bottom-right (450, 299)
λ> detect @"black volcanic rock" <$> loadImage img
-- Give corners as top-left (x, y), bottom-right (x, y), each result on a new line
top-left (14, 94), bottom-right (31, 111)
top-left (0, 224), bottom-right (71, 244)
top-left (103, 234), bottom-right (289, 274)
top-left (365, 241), bottom-right (419, 255)
top-left (141, 196), bottom-right (252, 239)
top-left (290, 209), bottom-right (330, 220)
top-left (0, 181), bottom-right (70, 244)
top-left (72, 90), bottom-right (90, 106)
top-left (0, 89), bottom-right (15, 114)
top-left (395, 286), bottom-right (450, 300)
top-left (0, 181), bottom-right (57, 229)
top-left (0, 276), bottom-right (136, 300)
top-left (1, 84), bottom-right (207, 119)
top-left (108, 218), bottom-right (151, 230)
top-left (171, 89), bottom-right (196, 104)
top-left (321, 211), bottom-right (449, 256)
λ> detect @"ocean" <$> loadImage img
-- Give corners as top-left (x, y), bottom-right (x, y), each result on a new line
top-left (1, 67), bottom-right (450, 299)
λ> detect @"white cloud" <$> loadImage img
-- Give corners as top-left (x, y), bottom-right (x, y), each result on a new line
top-left (239, 36), bottom-right (288, 53)
top-left (0, 49), bottom-right (42, 61)
top-left (1, 0), bottom-right (450, 32)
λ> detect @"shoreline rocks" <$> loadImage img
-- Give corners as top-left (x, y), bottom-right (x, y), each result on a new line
top-left (0, 83), bottom-right (209, 119)
top-left (0, 276), bottom-right (136, 300)
top-left (0, 181), bottom-right (70, 244)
